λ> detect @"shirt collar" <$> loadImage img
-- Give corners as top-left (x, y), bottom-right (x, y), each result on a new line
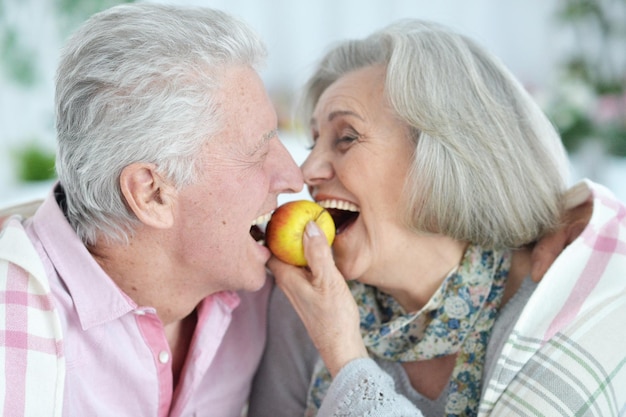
top-left (32, 184), bottom-right (136, 330)
top-left (32, 184), bottom-right (244, 330)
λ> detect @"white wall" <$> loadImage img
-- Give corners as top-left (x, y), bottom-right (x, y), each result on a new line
top-left (5, 0), bottom-right (625, 207)
top-left (164, 0), bottom-right (564, 95)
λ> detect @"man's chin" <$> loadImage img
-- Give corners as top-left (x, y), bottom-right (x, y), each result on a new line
top-left (238, 267), bottom-right (271, 293)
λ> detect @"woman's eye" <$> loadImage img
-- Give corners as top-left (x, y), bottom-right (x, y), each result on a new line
top-left (335, 134), bottom-right (358, 149)
top-left (306, 131), bottom-right (319, 151)
top-left (307, 129), bottom-right (359, 151)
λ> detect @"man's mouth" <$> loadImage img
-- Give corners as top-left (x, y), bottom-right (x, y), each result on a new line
top-left (250, 212), bottom-right (271, 244)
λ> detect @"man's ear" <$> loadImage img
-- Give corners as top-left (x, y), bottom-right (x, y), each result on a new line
top-left (120, 163), bottom-right (175, 229)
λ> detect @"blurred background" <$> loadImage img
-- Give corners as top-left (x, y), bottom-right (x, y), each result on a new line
top-left (1, 0), bottom-right (625, 207)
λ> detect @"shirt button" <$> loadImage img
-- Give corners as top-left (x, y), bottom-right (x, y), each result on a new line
top-left (158, 351), bottom-right (170, 364)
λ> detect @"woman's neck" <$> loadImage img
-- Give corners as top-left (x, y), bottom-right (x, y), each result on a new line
top-left (502, 246), bottom-right (532, 307)
top-left (362, 233), bottom-right (469, 313)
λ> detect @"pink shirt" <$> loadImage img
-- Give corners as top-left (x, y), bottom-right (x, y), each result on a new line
top-left (21, 190), bottom-right (271, 417)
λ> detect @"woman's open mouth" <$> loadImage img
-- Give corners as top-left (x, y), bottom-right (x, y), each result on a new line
top-left (317, 199), bottom-right (360, 235)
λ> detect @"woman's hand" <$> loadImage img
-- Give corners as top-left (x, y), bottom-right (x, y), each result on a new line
top-left (268, 221), bottom-right (369, 377)
top-left (530, 183), bottom-right (593, 282)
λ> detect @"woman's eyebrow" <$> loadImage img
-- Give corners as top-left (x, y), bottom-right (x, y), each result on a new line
top-left (310, 110), bottom-right (364, 128)
top-left (328, 110), bottom-right (364, 122)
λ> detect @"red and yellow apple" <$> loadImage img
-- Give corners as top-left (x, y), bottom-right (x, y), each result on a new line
top-left (265, 200), bottom-right (335, 266)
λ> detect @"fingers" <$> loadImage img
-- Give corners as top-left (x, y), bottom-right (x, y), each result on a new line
top-left (268, 221), bottom-right (369, 376)
top-left (267, 221), bottom-right (340, 302)
top-left (530, 231), bottom-right (569, 282)
top-left (530, 197), bottom-right (593, 282)
top-left (267, 255), bottom-right (310, 294)
top-left (267, 221), bottom-right (336, 292)
top-left (564, 200), bottom-right (593, 241)
top-left (563, 181), bottom-right (592, 209)
top-left (302, 221), bottom-right (336, 285)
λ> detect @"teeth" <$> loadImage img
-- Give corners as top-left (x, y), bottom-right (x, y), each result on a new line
top-left (251, 212), bottom-right (272, 226)
top-left (317, 199), bottom-right (360, 212)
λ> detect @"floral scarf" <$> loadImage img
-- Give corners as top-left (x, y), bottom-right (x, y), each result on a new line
top-left (305, 244), bottom-right (511, 417)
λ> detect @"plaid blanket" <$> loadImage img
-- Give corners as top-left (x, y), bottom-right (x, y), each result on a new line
top-left (480, 180), bottom-right (626, 416)
top-left (0, 216), bottom-right (65, 417)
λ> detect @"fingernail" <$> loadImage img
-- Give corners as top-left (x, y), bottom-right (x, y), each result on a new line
top-left (305, 221), bottom-right (321, 237)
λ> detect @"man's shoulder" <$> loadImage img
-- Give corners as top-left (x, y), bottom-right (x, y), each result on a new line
top-left (0, 215), bottom-right (60, 330)
top-left (0, 199), bottom-right (42, 222)
top-left (0, 215), bottom-right (46, 277)
top-left (0, 214), bottom-right (65, 416)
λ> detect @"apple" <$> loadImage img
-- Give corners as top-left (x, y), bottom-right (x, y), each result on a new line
top-left (265, 200), bottom-right (335, 266)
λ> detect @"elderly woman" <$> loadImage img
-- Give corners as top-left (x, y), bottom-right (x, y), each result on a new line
top-left (248, 19), bottom-right (626, 417)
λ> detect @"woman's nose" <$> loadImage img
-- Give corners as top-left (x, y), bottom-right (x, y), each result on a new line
top-left (301, 146), bottom-right (333, 186)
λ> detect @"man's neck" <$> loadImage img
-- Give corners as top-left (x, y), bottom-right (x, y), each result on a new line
top-left (165, 309), bottom-right (198, 389)
top-left (88, 232), bottom-right (201, 326)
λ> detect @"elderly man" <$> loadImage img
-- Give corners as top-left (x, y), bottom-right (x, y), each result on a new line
top-left (0, 4), bottom-right (301, 416)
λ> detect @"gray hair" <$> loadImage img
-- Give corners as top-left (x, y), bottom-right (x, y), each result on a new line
top-left (301, 19), bottom-right (569, 248)
top-left (55, 3), bottom-right (267, 245)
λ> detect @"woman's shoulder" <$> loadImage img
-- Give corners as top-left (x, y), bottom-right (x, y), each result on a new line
top-left (483, 276), bottom-right (536, 384)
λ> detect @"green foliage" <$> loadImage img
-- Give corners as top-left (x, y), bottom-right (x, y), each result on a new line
top-left (0, 0), bottom-right (136, 86)
top-left (12, 141), bottom-right (57, 182)
top-left (548, 0), bottom-right (626, 156)
top-left (1, 0), bottom-right (137, 180)
top-left (602, 120), bottom-right (626, 156)
top-left (555, 110), bottom-right (595, 152)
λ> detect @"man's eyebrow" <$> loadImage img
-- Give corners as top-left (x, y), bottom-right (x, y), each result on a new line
top-left (262, 129), bottom-right (278, 141)
top-left (247, 128), bottom-right (277, 156)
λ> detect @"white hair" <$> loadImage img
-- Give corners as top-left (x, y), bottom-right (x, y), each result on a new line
top-left (55, 3), bottom-right (267, 245)
top-left (301, 19), bottom-right (569, 248)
